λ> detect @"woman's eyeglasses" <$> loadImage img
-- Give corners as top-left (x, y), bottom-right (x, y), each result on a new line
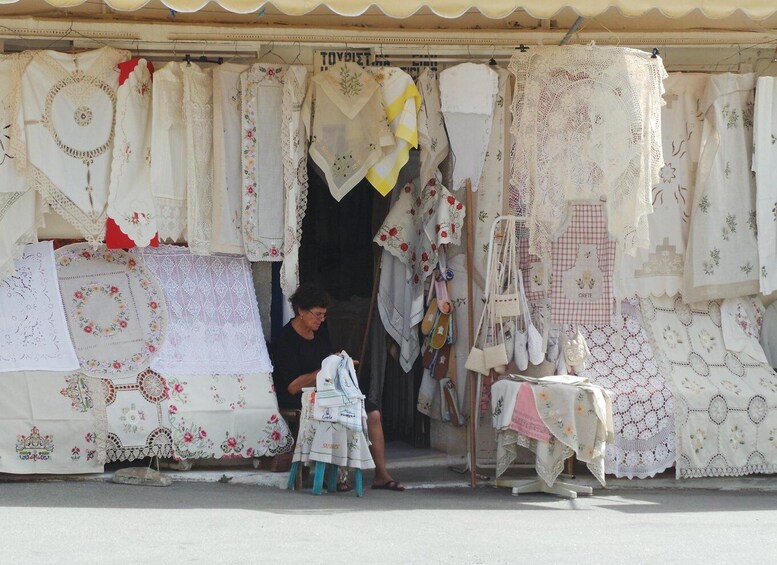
top-left (305, 309), bottom-right (327, 321)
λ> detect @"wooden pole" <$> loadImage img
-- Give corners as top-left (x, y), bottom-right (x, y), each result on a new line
top-left (465, 179), bottom-right (477, 488)
top-left (356, 250), bottom-right (382, 380)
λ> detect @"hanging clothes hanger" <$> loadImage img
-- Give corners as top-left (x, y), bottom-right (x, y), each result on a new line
top-left (291, 41), bottom-right (302, 65)
top-left (262, 42), bottom-right (287, 64)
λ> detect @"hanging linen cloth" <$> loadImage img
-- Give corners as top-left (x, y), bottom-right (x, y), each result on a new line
top-left (0, 371), bottom-right (107, 474)
top-left (753, 76), bottom-right (777, 294)
top-left (280, 65), bottom-right (310, 296)
top-left (135, 245), bottom-right (273, 376)
top-left (183, 63), bottom-right (214, 255)
top-left (105, 58), bottom-right (159, 249)
top-left (303, 61), bottom-right (394, 201)
top-left (416, 68), bottom-right (450, 186)
top-left (617, 73), bottom-right (708, 298)
top-left (1, 54), bottom-right (40, 280)
top-left (439, 62), bottom-right (498, 192)
top-left (55, 243), bottom-right (168, 378)
top-left (550, 202), bottom-right (616, 325)
top-left (375, 179), bottom-right (465, 372)
top-left (102, 368), bottom-right (174, 462)
top-left (241, 63), bottom-right (287, 260)
top-left (150, 62), bottom-right (187, 242)
top-left (720, 297), bottom-right (767, 363)
top-left (13, 47), bottom-right (129, 247)
top-left (162, 372), bottom-right (293, 460)
top-left (640, 294), bottom-right (777, 479)
top-left (364, 66), bottom-right (422, 196)
top-left (0, 242), bottom-right (79, 372)
top-left (509, 46), bottom-right (666, 260)
top-left (684, 73), bottom-right (759, 302)
top-left (210, 63), bottom-right (249, 254)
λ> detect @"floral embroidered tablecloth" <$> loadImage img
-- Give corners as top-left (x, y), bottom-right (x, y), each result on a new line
top-left (640, 294), bottom-right (777, 478)
top-left (55, 244), bottom-right (167, 378)
top-left (0, 371), bottom-right (106, 474)
top-left (103, 369), bottom-right (173, 462)
top-left (162, 372), bottom-right (292, 460)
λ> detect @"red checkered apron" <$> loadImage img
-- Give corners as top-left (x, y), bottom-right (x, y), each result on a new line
top-left (550, 202), bottom-right (615, 325)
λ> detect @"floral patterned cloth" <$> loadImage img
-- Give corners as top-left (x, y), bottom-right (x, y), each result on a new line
top-left (577, 301), bottom-right (675, 479)
top-left (241, 63), bottom-right (287, 261)
top-left (136, 245), bottom-right (272, 376)
top-left (416, 69), bottom-right (449, 186)
top-left (14, 47), bottom-right (130, 247)
top-left (640, 294), bottom-right (777, 478)
top-left (364, 66), bottom-right (422, 196)
top-left (753, 76), bottom-right (777, 294)
top-left (162, 372), bottom-right (292, 460)
top-left (56, 244), bottom-right (167, 378)
top-left (0, 371), bottom-right (106, 474)
top-left (684, 73), bottom-right (759, 302)
top-left (103, 369), bottom-right (173, 462)
top-left (211, 63), bottom-right (249, 255)
top-left (0, 242), bottom-right (79, 372)
top-left (720, 297), bottom-right (766, 364)
top-left (303, 62), bottom-right (394, 201)
top-left (106, 58), bottom-right (158, 249)
top-left (616, 73), bottom-right (708, 299)
top-left (375, 179), bottom-right (464, 371)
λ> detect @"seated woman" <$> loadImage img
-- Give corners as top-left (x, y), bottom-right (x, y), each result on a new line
top-left (272, 283), bottom-right (404, 492)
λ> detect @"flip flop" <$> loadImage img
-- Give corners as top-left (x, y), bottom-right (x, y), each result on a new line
top-left (371, 480), bottom-right (405, 491)
top-left (336, 481), bottom-right (352, 493)
top-left (430, 310), bottom-right (450, 349)
top-left (421, 298), bottom-right (439, 336)
top-left (433, 342), bottom-right (451, 380)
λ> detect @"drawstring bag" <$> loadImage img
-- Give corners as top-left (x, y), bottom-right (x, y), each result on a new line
top-left (490, 221), bottom-right (521, 318)
top-left (563, 325), bottom-right (591, 373)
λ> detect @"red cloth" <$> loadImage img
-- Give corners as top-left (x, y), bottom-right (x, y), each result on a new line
top-left (509, 382), bottom-right (552, 443)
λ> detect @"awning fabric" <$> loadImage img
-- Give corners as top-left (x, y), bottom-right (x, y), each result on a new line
top-left (1, 0), bottom-right (777, 20)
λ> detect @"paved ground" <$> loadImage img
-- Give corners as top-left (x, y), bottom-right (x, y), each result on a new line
top-left (2, 479), bottom-right (777, 564)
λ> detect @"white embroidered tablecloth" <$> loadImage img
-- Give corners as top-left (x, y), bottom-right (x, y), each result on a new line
top-left (103, 369), bottom-right (173, 462)
top-left (509, 46), bottom-right (665, 260)
top-left (56, 244), bottom-right (167, 378)
top-left (0, 54), bottom-right (29, 195)
top-left (211, 63), bottom-right (249, 255)
top-left (0, 190), bottom-right (39, 282)
top-left (293, 390), bottom-right (375, 470)
top-left (106, 58), bottom-right (158, 248)
top-left (280, 65), bottom-right (310, 296)
top-left (550, 202), bottom-right (616, 325)
top-left (150, 62), bottom-right (188, 242)
top-left (303, 62), bottom-right (394, 201)
top-left (617, 73), bottom-right (708, 298)
top-left (753, 76), bottom-right (777, 294)
top-left (135, 245), bottom-right (272, 376)
top-left (577, 301), bottom-right (675, 479)
top-left (15, 47), bottom-right (130, 247)
top-left (0, 242), bottom-right (79, 372)
top-left (163, 372), bottom-right (292, 460)
top-left (241, 63), bottom-right (287, 261)
top-left (684, 73), bottom-right (759, 302)
top-left (416, 69), bottom-right (449, 186)
top-left (0, 371), bottom-right (106, 474)
top-left (640, 294), bottom-right (777, 479)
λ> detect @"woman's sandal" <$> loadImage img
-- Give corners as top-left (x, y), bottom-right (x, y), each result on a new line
top-left (371, 480), bottom-right (405, 491)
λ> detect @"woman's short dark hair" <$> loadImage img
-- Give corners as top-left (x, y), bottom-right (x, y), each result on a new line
top-left (290, 283), bottom-right (331, 315)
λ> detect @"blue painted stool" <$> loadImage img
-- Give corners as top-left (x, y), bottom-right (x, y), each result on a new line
top-left (287, 461), bottom-right (364, 497)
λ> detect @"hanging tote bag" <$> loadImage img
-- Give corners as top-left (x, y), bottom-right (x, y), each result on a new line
top-left (490, 217), bottom-right (522, 318)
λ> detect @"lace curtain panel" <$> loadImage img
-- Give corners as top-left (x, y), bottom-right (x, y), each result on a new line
top-left (617, 73), bottom-right (708, 299)
top-left (509, 45), bottom-right (666, 260)
top-left (135, 245), bottom-right (273, 376)
top-left (0, 242), bottom-right (79, 372)
top-left (103, 369), bottom-right (174, 462)
top-left (163, 372), bottom-right (292, 460)
top-left (577, 301), bottom-right (675, 479)
top-left (15, 47), bottom-right (130, 247)
top-left (55, 243), bottom-right (167, 378)
top-left (753, 76), bottom-right (777, 294)
top-left (0, 371), bottom-right (106, 474)
top-left (640, 294), bottom-right (777, 479)
top-left (683, 73), bottom-right (760, 302)
top-left (241, 64), bottom-right (287, 261)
